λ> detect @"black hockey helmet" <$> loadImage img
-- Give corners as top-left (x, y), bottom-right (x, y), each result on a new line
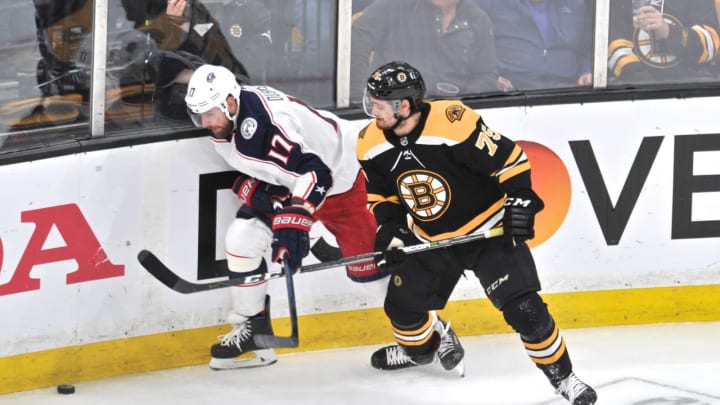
top-left (365, 61), bottom-right (425, 111)
top-left (367, 61), bottom-right (425, 101)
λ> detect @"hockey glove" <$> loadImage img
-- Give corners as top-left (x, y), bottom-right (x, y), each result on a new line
top-left (374, 223), bottom-right (419, 268)
top-left (271, 206), bottom-right (313, 269)
top-left (503, 189), bottom-right (545, 243)
top-left (232, 174), bottom-right (290, 214)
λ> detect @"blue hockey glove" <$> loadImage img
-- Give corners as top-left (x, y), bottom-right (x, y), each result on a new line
top-left (271, 206), bottom-right (313, 269)
top-left (232, 174), bottom-right (290, 214)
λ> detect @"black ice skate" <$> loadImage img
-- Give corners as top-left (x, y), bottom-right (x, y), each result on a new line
top-left (434, 318), bottom-right (465, 377)
top-left (209, 296), bottom-right (278, 370)
top-left (555, 372), bottom-right (597, 405)
top-left (370, 344), bottom-right (435, 370)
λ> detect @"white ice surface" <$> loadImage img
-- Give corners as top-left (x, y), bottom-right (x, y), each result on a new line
top-left (2, 322), bottom-right (719, 405)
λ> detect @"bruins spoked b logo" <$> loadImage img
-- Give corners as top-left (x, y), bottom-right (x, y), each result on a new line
top-left (397, 170), bottom-right (450, 221)
top-left (633, 14), bottom-right (681, 69)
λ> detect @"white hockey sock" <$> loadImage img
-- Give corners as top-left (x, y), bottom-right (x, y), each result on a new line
top-left (225, 256), bottom-right (269, 325)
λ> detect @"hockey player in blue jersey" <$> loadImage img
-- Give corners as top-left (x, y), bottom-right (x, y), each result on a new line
top-left (185, 64), bottom-right (386, 369)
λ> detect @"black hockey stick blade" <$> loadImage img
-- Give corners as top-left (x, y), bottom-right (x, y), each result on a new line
top-left (138, 228), bottom-right (504, 294)
top-left (310, 237), bottom-right (343, 262)
top-left (138, 249), bottom-right (196, 293)
top-left (253, 259), bottom-right (299, 348)
top-left (138, 249), bottom-right (294, 293)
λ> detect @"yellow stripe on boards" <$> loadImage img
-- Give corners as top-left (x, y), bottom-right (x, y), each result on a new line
top-left (2, 285), bottom-right (719, 395)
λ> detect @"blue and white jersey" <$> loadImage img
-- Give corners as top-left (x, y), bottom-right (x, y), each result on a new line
top-left (211, 85), bottom-right (362, 212)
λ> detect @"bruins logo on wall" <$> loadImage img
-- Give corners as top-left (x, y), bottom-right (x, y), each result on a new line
top-left (397, 169), bottom-right (450, 221)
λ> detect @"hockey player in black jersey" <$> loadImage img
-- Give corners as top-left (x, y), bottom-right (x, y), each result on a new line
top-left (356, 61), bottom-right (596, 405)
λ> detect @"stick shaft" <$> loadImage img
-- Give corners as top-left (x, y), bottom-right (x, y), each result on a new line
top-left (138, 228), bottom-right (504, 293)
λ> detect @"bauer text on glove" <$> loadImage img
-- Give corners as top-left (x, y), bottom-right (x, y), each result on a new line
top-left (271, 206), bottom-right (313, 269)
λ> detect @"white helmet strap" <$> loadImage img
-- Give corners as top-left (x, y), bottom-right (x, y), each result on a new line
top-left (221, 96), bottom-right (239, 129)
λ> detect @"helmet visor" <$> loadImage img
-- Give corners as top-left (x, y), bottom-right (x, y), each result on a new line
top-left (363, 89), bottom-right (400, 118)
top-left (187, 105), bottom-right (225, 128)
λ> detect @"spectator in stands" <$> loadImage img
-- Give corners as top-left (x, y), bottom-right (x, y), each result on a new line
top-left (350, 0), bottom-right (500, 102)
top-left (33, 0), bottom-right (96, 96)
top-left (120, 0), bottom-right (250, 83)
top-left (607, 0), bottom-right (720, 84)
top-left (473, 0), bottom-right (592, 91)
top-left (31, 0), bottom-right (249, 98)
top-left (204, 0), bottom-right (272, 83)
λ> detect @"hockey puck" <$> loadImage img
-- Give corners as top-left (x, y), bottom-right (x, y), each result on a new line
top-left (57, 384), bottom-right (75, 394)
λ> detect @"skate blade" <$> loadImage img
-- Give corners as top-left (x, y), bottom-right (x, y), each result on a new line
top-left (372, 362), bottom-right (423, 371)
top-left (438, 357), bottom-right (465, 377)
top-left (209, 349), bottom-right (278, 370)
top-left (452, 359), bottom-right (465, 377)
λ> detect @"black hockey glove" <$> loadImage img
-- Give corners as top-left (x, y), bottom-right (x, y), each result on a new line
top-left (503, 190), bottom-right (545, 243)
top-left (374, 222), bottom-right (419, 268)
top-left (271, 206), bottom-right (313, 269)
top-left (232, 174), bottom-right (290, 214)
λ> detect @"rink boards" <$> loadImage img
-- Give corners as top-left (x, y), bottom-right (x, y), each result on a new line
top-left (1, 97), bottom-right (719, 393)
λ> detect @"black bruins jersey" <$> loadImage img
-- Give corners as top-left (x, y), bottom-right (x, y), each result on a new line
top-left (357, 100), bottom-right (533, 241)
top-left (608, 0), bottom-right (720, 81)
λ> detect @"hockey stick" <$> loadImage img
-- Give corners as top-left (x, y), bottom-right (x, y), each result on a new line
top-left (253, 258), bottom-right (299, 348)
top-left (137, 228), bottom-right (504, 294)
top-left (310, 237), bottom-right (343, 262)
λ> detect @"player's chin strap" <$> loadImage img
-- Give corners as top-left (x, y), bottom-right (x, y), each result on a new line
top-left (388, 99), bottom-right (422, 132)
top-left (225, 95), bottom-right (240, 131)
top-left (389, 109), bottom-right (419, 132)
top-left (388, 113), bottom-right (408, 132)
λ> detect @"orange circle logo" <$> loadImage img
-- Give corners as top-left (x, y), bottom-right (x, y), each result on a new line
top-left (516, 141), bottom-right (572, 248)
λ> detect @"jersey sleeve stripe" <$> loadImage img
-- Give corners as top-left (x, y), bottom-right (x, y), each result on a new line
top-left (233, 149), bottom-right (302, 178)
top-left (498, 161), bottom-right (531, 184)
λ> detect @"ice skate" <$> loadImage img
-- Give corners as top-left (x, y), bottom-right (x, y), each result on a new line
top-left (209, 296), bottom-right (278, 370)
top-left (370, 344), bottom-right (434, 370)
top-left (555, 372), bottom-right (597, 405)
top-left (434, 318), bottom-right (465, 377)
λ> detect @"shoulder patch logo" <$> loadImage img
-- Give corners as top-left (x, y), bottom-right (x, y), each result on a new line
top-left (445, 105), bottom-right (466, 123)
top-left (240, 118), bottom-right (257, 140)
